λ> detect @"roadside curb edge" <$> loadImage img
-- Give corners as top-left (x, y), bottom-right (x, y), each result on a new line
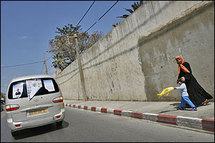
top-left (65, 104), bottom-right (214, 132)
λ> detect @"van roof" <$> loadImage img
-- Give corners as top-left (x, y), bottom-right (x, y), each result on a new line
top-left (10, 74), bottom-right (54, 83)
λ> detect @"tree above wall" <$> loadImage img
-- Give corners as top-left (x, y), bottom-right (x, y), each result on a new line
top-left (49, 24), bottom-right (103, 71)
top-left (113, 0), bottom-right (145, 27)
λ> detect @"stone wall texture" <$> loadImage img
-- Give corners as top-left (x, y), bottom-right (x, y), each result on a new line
top-left (54, 1), bottom-right (214, 101)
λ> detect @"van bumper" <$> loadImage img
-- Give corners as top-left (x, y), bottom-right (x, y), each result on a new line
top-left (7, 108), bottom-right (65, 132)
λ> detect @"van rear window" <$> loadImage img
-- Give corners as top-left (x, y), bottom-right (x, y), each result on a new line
top-left (8, 78), bottom-right (59, 99)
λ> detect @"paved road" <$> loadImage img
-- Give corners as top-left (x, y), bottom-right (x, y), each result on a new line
top-left (1, 107), bottom-right (214, 142)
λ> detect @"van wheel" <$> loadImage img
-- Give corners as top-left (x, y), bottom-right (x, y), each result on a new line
top-left (56, 121), bottom-right (63, 127)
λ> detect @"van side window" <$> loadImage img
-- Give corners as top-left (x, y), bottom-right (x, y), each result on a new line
top-left (30, 78), bottom-right (59, 97)
top-left (26, 79), bottom-right (43, 99)
top-left (8, 81), bottom-right (27, 99)
top-left (44, 79), bottom-right (56, 92)
top-left (43, 78), bottom-right (59, 93)
top-left (34, 78), bottom-right (59, 96)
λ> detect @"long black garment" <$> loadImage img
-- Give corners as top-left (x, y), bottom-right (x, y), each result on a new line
top-left (178, 62), bottom-right (213, 107)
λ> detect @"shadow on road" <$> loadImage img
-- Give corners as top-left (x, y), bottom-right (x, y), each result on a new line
top-left (13, 120), bottom-right (69, 140)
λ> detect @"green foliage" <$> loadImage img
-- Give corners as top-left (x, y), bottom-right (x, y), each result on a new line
top-left (56, 24), bottom-right (81, 36)
top-left (1, 92), bottom-right (5, 96)
top-left (113, 0), bottom-right (145, 27)
top-left (1, 92), bottom-right (5, 102)
top-left (117, 0), bottom-right (144, 19)
top-left (52, 53), bottom-right (70, 71)
top-left (49, 24), bottom-right (103, 71)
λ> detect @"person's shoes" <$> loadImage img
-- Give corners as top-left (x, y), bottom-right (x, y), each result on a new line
top-left (203, 99), bottom-right (208, 106)
top-left (177, 107), bottom-right (185, 110)
top-left (191, 107), bottom-right (197, 111)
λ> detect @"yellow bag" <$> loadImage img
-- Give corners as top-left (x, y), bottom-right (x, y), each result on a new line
top-left (157, 87), bottom-right (174, 98)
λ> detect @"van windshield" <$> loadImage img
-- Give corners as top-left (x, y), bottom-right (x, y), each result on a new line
top-left (8, 78), bottom-right (59, 100)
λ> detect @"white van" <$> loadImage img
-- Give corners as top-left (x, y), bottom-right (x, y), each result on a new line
top-left (5, 75), bottom-right (65, 136)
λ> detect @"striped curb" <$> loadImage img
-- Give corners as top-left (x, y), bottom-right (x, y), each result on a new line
top-left (202, 119), bottom-right (214, 132)
top-left (65, 104), bottom-right (214, 132)
top-left (177, 116), bottom-right (202, 129)
top-left (114, 110), bottom-right (122, 116)
top-left (101, 108), bottom-right (107, 113)
top-left (91, 107), bottom-right (96, 111)
top-left (143, 113), bottom-right (158, 122)
top-left (157, 114), bottom-right (177, 125)
top-left (131, 112), bottom-right (143, 119)
top-left (121, 110), bottom-right (133, 117)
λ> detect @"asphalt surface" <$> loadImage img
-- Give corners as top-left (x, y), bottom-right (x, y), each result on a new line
top-left (1, 107), bottom-right (214, 142)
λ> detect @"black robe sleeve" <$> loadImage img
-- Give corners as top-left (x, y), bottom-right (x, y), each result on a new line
top-left (178, 62), bottom-right (192, 82)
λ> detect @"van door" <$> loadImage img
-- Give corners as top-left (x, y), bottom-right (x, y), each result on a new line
top-left (25, 78), bottom-right (61, 121)
top-left (7, 80), bottom-right (35, 122)
top-left (8, 78), bottom-right (61, 122)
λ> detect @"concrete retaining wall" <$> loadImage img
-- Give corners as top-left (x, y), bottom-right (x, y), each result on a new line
top-left (138, 1), bottom-right (214, 101)
top-left (54, 1), bottom-right (214, 101)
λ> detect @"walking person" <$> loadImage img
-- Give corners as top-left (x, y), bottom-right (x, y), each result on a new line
top-left (175, 56), bottom-right (213, 107)
top-left (174, 78), bottom-right (197, 111)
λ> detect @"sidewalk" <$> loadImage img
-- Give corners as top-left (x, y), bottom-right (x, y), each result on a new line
top-left (63, 100), bottom-right (214, 133)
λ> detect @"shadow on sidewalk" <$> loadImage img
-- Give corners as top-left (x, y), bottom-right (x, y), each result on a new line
top-left (158, 110), bottom-right (176, 114)
top-left (157, 103), bottom-right (182, 114)
top-left (170, 103), bottom-right (180, 107)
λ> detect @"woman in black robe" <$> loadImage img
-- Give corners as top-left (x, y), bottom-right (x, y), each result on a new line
top-left (175, 56), bottom-right (213, 107)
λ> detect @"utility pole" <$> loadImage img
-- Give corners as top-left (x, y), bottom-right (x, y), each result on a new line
top-left (44, 52), bottom-right (48, 75)
top-left (73, 33), bottom-right (88, 101)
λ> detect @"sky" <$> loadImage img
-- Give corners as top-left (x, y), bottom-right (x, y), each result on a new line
top-left (1, 1), bottom-right (140, 94)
